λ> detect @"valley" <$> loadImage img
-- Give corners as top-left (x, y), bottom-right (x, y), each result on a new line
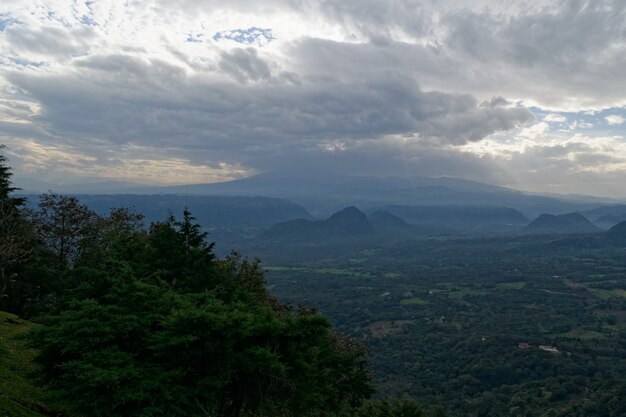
top-left (262, 234), bottom-right (626, 416)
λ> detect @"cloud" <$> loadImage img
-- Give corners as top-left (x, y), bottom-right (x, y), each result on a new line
top-left (544, 113), bottom-right (567, 123)
top-left (6, 54), bottom-right (533, 151)
top-left (606, 115), bottom-right (625, 125)
top-left (2, 25), bottom-right (93, 60)
top-left (218, 48), bottom-right (273, 83)
top-left (0, 0), bottom-right (624, 198)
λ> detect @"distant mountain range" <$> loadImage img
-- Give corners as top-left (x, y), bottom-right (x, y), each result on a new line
top-left (18, 170), bottom-right (623, 218)
top-left (256, 206), bottom-right (626, 248)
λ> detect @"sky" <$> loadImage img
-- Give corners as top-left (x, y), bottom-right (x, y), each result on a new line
top-left (0, 0), bottom-right (625, 197)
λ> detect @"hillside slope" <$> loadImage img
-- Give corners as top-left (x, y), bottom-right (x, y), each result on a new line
top-left (523, 212), bottom-right (601, 234)
top-left (0, 311), bottom-right (65, 417)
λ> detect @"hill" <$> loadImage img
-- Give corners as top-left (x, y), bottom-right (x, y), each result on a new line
top-left (606, 220), bottom-right (626, 244)
top-left (523, 212), bottom-right (601, 234)
top-left (263, 206), bottom-right (374, 240)
top-left (580, 204), bottom-right (626, 220)
top-left (595, 214), bottom-right (626, 229)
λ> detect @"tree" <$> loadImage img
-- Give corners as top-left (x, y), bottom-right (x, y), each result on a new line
top-left (0, 201), bottom-right (34, 297)
top-left (31, 210), bottom-right (373, 417)
top-left (76, 206), bottom-right (146, 269)
top-left (145, 209), bottom-right (217, 292)
top-left (32, 193), bottom-right (99, 269)
top-left (0, 145), bottom-right (20, 201)
top-left (0, 146), bottom-right (34, 306)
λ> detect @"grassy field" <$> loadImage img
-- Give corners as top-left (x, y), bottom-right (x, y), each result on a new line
top-left (400, 297), bottom-right (429, 306)
top-left (552, 327), bottom-right (606, 340)
top-left (586, 288), bottom-right (626, 299)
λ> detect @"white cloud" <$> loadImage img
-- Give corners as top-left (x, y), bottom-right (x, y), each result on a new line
top-left (606, 115), bottom-right (625, 125)
top-left (544, 113), bottom-right (567, 123)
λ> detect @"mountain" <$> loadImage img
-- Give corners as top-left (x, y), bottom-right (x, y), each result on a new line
top-left (606, 221), bottom-right (626, 245)
top-left (324, 206), bottom-right (374, 235)
top-left (19, 170), bottom-right (621, 218)
top-left (263, 206), bottom-right (373, 240)
top-left (580, 204), bottom-right (626, 220)
top-left (118, 170), bottom-right (617, 217)
top-left (595, 214), bottom-right (626, 229)
top-left (523, 212), bottom-right (601, 234)
top-left (578, 205), bottom-right (626, 228)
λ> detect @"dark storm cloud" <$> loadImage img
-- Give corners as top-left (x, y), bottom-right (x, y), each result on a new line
top-left (233, 137), bottom-right (497, 180)
top-left (218, 48), bottom-right (273, 83)
top-left (288, 0), bottom-right (626, 108)
top-left (438, 0), bottom-right (626, 106)
top-left (6, 52), bottom-right (532, 164)
top-left (1, 0), bottom-right (624, 194)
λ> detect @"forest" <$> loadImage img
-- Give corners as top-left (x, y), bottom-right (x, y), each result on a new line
top-left (257, 231), bottom-right (626, 416)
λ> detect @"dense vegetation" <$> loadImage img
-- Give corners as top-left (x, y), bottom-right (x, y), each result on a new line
top-left (0, 149), bottom-right (440, 416)
top-left (254, 234), bottom-right (626, 416)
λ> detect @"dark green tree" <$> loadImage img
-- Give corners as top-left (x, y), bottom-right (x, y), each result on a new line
top-left (0, 146), bottom-right (34, 309)
top-left (31, 210), bottom-right (373, 417)
top-left (0, 145), bottom-right (19, 201)
top-left (145, 210), bottom-right (217, 292)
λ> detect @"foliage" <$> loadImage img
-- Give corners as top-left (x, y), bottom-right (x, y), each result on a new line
top-left (28, 211), bottom-right (373, 417)
top-left (262, 234), bottom-right (626, 417)
top-left (0, 145), bottom-right (21, 202)
top-left (31, 192), bottom-right (99, 269)
top-left (0, 147), bottom-right (35, 312)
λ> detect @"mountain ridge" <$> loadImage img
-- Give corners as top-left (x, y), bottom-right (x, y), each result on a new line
top-left (17, 170), bottom-right (622, 218)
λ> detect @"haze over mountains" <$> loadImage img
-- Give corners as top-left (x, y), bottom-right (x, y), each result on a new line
top-left (19, 170), bottom-right (625, 219)
top-left (18, 170), bottom-right (626, 248)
